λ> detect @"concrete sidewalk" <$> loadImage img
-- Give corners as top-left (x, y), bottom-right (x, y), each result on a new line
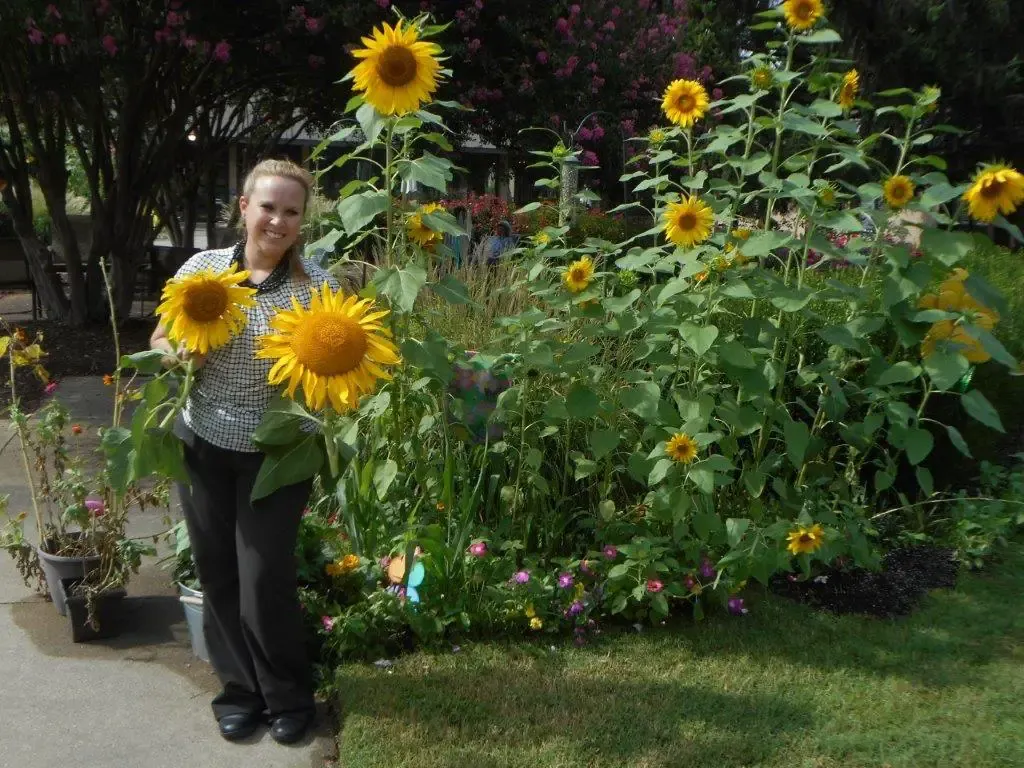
top-left (0, 377), bottom-right (336, 768)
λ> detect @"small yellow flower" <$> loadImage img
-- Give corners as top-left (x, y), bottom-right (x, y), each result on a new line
top-left (648, 128), bottom-right (667, 145)
top-left (532, 231), bottom-right (551, 246)
top-left (529, 617), bottom-right (543, 630)
top-left (524, 602), bottom-right (536, 618)
top-left (693, 270), bottom-right (709, 284)
top-left (573, 582), bottom-right (585, 600)
top-left (665, 433), bottom-right (699, 464)
top-left (751, 66), bottom-right (774, 91)
top-left (326, 554), bottom-right (361, 576)
top-left (963, 164), bottom-right (1024, 223)
top-left (817, 182), bottom-right (838, 208)
top-left (883, 175), bottom-right (916, 208)
top-left (782, 0), bottom-right (824, 31)
top-left (661, 79), bottom-right (709, 128)
top-left (837, 69), bottom-right (859, 111)
top-left (563, 256), bottom-right (595, 293)
top-left (732, 228), bottom-right (752, 241)
top-left (786, 523), bottom-right (826, 555)
top-left (436, 501), bottom-right (446, 511)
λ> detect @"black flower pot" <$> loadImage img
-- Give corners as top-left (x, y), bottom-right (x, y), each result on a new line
top-left (60, 578), bottom-right (127, 642)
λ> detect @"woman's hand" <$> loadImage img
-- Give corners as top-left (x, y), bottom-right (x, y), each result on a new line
top-left (150, 324), bottom-right (206, 370)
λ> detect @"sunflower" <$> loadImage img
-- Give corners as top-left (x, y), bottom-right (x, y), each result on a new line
top-left (256, 283), bottom-right (400, 412)
top-left (694, 270), bottom-right (709, 284)
top-left (407, 202), bottom-right (444, 249)
top-left (326, 554), bottom-right (360, 576)
top-left (816, 182), bottom-right (838, 208)
top-left (665, 433), bottom-right (699, 464)
top-left (963, 164), bottom-right (1024, 223)
top-left (563, 256), bottom-right (595, 293)
top-left (663, 196), bottom-right (715, 249)
top-left (751, 66), bottom-right (774, 91)
top-left (350, 20), bottom-right (443, 116)
top-left (648, 128), bottom-right (667, 145)
top-left (156, 265), bottom-right (257, 355)
top-left (786, 523), bottom-right (825, 555)
top-left (837, 69), bottom-right (859, 111)
top-left (661, 79), bottom-right (710, 128)
top-left (732, 227), bottom-right (752, 241)
top-left (532, 231), bottom-right (552, 246)
top-left (782, 0), bottom-right (824, 31)
top-left (921, 320), bottom-right (992, 363)
top-left (883, 175), bottom-right (915, 208)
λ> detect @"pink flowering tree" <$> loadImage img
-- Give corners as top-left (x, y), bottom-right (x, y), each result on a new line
top-left (0, 1), bottom-right (345, 324)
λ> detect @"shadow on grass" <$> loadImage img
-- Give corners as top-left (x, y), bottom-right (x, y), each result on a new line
top-left (338, 661), bottom-right (811, 767)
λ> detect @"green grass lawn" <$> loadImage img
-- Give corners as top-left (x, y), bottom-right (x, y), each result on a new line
top-left (332, 543), bottom-right (1024, 768)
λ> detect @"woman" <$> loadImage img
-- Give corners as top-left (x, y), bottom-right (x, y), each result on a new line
top-left (151, 159), bottom-right (335, 744)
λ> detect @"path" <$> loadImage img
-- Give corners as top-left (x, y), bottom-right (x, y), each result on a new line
top-left (0, 377), bottom-right (335, 768)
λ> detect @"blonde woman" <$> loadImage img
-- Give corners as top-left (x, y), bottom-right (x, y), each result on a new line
top-left (151, 159), bottom-right (335, 744)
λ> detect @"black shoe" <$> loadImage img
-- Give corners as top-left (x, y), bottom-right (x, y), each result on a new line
top-left (269, 710), bottom-right (315, 745)
top-left (218, 712), bottom-right (261, 741)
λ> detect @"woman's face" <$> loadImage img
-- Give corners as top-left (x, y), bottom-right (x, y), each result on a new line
top-left (239, 175), bottom-right (306, 260)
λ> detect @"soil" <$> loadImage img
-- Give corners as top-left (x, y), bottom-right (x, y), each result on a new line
top-left (0, 318), bottom-right (154, 412)
top-left (770, 544), bottom-right (960, 618)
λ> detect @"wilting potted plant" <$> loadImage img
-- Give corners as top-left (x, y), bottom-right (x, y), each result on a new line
top-left (161, 519), bottom-right (208, 662)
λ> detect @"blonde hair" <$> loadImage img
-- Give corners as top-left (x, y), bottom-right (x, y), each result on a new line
top-left (239, 158), bottom-right (315, 279)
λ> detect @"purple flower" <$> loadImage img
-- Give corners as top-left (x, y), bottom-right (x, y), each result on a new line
top-left (536, 50), bottom-right (549, 64)
top-left (212, 40), bottom-right (231, 63)
top-left (684, 575), bottom-right (697, 591)
top-left (85, 498), bottom-right (105, 517)
top-left (513, 570), bottom-right (530, 585)
top-left (468, 541), bottom-right (488, 558)
top-left (602, 545), bottom-right (618, 560)
top-left (699, 557), bottom-right (716, 581)
top-left (568, 600), bottom-right (584, 616)
top-left (646, 579), bottom-right (663, 593)
top-left (557, 572), bottom-right (574, 589)
top-left (321, 615), bottom-right (335, 632)
top-left (728, 597), bottom-right (748, 616)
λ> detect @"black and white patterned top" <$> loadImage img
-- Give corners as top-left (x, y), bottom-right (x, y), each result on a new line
top-left (174, 244), bottom-right (338, 453)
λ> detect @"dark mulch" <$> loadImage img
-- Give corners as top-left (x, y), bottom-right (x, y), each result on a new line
top-left (0, 318), bottom-right (155, 411)
top-left (770, 545), bottom-right (960, 618)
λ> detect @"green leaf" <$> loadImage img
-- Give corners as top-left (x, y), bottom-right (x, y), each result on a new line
top-left (918, 183), bottom-right (965, 209)
top-left (916, 466), bottom-right (934, 496)
top-left (923, 351), bottom-right (970, 391)
top-left (875, 361), bottom-right (922, 387)
top-left (400, 152), bottom-right (453, 193)
top-left (719, 341), bottom-right (756, 369)
top-left (602, 289), bottom-right (641, 313)
top-left (726, 518), bottom-right (750, 548)
top-left (562, 342), bottom-right (601, 366)
top-left (373, 264), bottom-right (427, 313)
top-left (589, 428), bottom-right (620, 460)
top-left (429, 276), bottom-right (475, 305)
top-left (355, 102), bottom-right (384, 144)
top-left (945, 424), bottom-right (973, 458)
top-left (693, 510), bottom-right (721, 539)
top-left (101, 426), bottom-right (134, 494)
top-left (781, 114), bottom-right (827, 137)
top-left (619, 382), bottom-right (661, 422)
top-left (796, 28), bottom-right (842, 44)
top-left (809, 99), bottom-right (843, 118)
top-left (648, 458), bottom-right (674, 485)
top-left (574, 458), bottom-right (599, 480)
top-left (679, 323), bottom-right (719, 357)
top-left (919, 229), bottom-right (975, 267)
top-left (687, 466), bottom-right (715, 494)
top-left (961, 389), bottom-right (1004, 432)
top-left (783, 419), bottom-right (810, 468)
top-left (338, 190), bottom-right (387, 234)
top-left (566, 384), bottom-right (601, 419)
top-left (904, 427), bottom-right (934, 465)
top-left (252, 408), bottom-right (306, 448)
top-left (251, 433), bottom-right (324, 502)
top-left (374, 459), bottom-right (399, 500)
top-left (120, 349), bottom-right (167, 375)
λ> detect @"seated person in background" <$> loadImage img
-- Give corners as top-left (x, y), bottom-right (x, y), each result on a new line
top-left (473, 220), bottom-right (519, 265)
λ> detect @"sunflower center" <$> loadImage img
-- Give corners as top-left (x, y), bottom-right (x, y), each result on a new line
top-left (677, 212), bottom-right (697, 231)
top-left (676, 94), bottom-right (694, 111)
top-left (795, 1), bottom-right (813, 19)
top-left (980, 180), bottom-right (1004, 200)
top-left (570, 266), bottom-right (587, 282)
top-left (377, 45), bottom-right (418, 87)
top-left (292, 314), bottom-right (368, 376)
top-left (182, 281), bottom-right (229, 322)
top-left (798, 533), bottom-right (813, 544)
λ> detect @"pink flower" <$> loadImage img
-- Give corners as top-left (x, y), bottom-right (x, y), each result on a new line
top-left (513, 570), bottom-right (530, 584)
top-left (581, 150), bottom-right (598, 166)
top-left (557, 572), bottom-right (574, 589)
top-left (181, 35), bottom-right (197, 50)
top-left (101, 35), bottom-right (117, 56)
top-left (166, 11), bottom-right (182, 27)
top-left (699, 557), bottom-right (716, 581)
top-left (212, 40), bottom-right (231, 63)
top-left (602, 545), bottom-right (618, 560)
top-left (468, 541), bottom-right (487, 557)
top-left (646, 579), bottom-right (664, 593)
top-left (577, 126), bottom-right (593, 141)
top-left (94, 0), bottom-right (111, 16)
top-left (321, 615), bottom-right (335, 632)
top-left (555, 17), bottom-right (570, 35)
top-left (536, 50), bottom-right (549, 64)
top-left (591, 125), bottom-right (605, 140)
top-left (44, 380), bottom-right (58, 396)
top-left (27, 27), bottom-right (44, 45)
top-left (684, 575), bottom-right (697, 591)
top-left (46, 4), bottom-right (61, 19)
top-left (85, 498), bottom-right (105, 517)
top-left (305, 16), bottom-right (323, 34)
top-left (728, 597), bottom-right (748, 616)
top-left (376, 0), bottom-right (390, 7)
top-left (52, 32), bottom-right (69, 47)
top-left (468, 38), bottom-right (481, 53)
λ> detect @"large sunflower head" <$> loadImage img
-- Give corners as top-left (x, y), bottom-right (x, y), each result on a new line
top-left (350, 20), bottom-right (443, 116)
top-left (782, 0), bottom-right (825, 31)
top-left (661, 79), bottom-right (710, 128)
top-left (837, 69), bottom-right (859, 111)
top-left (786, 523), bottom-right (825, 556)
top-left (407, 202), bottom-right (444, 250)
top-left (963, 164), bottom-right (1024, 223)
top-left (156, 265), bottom-right (257, 354)
top-left (883, 175), bottom-right (915, 208)
top-left (663, 196), bottom-right (715, 249)
top-left (256, 283), bottom-right (401, 413)
top-left (563, 256), bottom-right (595, 293)
top-left (665, 433), bottom-right (699, 464)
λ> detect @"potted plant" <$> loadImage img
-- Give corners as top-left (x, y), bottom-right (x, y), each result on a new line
top-left (162, 519), bottom-right (208, 662)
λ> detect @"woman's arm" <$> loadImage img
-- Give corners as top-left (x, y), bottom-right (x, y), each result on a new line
top-left (150, 323), bottom-right (206, 369)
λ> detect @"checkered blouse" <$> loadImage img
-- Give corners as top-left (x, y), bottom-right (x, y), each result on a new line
top-left (175, 244), bottom-right (338, 453)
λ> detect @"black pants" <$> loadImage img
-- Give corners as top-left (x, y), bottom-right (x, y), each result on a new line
top-left (177, 429), bottom-right (314, 719)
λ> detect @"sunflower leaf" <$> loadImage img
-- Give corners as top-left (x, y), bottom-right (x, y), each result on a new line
top-left (250, 433), bottom-right (324, 502)
top-left (961, 389), bottom-right (1004, 433)
top-left (374, 264), bottom-right (427, 313)
top-left (797, 29), bottom-right (842, 44)
top-left (337, 190), bottom-right (387, 234)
